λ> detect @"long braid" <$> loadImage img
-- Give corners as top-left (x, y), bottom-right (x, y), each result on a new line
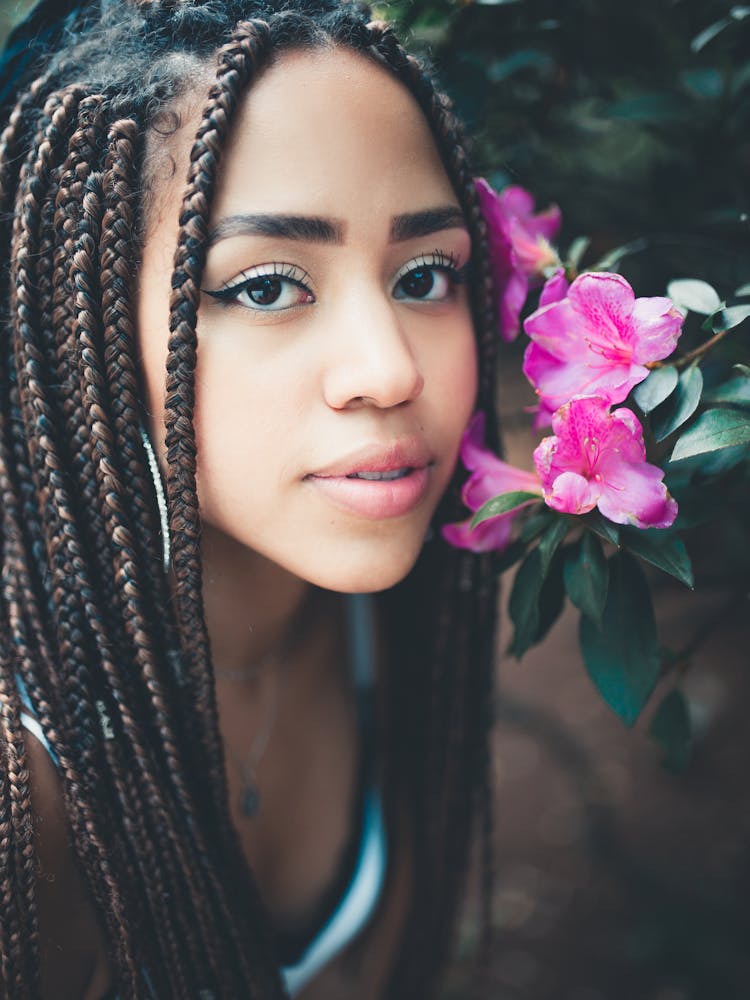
top-left (164, 20), bottom-right (273, 821)
top-left (0, 669), bottom-right (38, 999)
top-left (11, 87), bottom-right (139, 983)
top-left (72, 161), bottom-right (204, 997)
top-left (53, 109), bottom-right (205, 993)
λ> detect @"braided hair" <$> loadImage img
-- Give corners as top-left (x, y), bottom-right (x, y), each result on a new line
top-left (0, 1), bottom-right (500, 996)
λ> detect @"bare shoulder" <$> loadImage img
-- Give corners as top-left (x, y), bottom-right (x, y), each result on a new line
top-left (25, 729), bottom-right (114, 1000)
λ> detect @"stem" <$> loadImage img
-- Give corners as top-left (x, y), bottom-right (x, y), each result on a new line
top-left (647, 325), bottom-right (733, 371)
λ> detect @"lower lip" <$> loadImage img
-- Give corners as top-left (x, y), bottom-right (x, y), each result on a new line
top-left (306, 467), bottom-right (431, 519)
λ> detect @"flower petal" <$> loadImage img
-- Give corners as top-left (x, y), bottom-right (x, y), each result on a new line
top-left (544, 470), bottom-right (599, 514)
top-left (459, 411), bottom-right (487, 470)
top-left (458, 410), bottom-right (542, 510)
top-left (567, 272), bottom-right (636, 349)
top-left (629, 296), bottom-right (684, 364)
top-left (523, 343), bottom-right (646, 412)
top-left (532, 204), bottom-right (563, 243)
top-left (597, 462), bottom-right (678, 528)
top-left (463, 463), bottom-right (542, 510)
top-left (539, 268), bottom-right (569, 307)
top-left (500, 268), bottom-right (529, 342)
top-left (441, 513), bottom-right (514, 553)
top-left (497, 184), bottom-right (535, 218)
top-left (523, 298), bottom-right (582, 358)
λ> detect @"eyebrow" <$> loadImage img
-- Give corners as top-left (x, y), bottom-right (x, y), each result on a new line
top-left (205, 205), bottom-right (468, 248)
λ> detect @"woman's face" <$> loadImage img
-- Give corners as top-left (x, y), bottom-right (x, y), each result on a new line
top-left (137, 47), bottom-right (477, 593)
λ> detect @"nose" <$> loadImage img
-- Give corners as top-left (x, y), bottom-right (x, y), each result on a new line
top-left (321, 286), bottom-right (425, 411)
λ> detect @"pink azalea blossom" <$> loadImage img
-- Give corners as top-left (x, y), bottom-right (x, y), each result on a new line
top-left (475, 178), bottom-right (562, 343)
top-left (532, 396), bottom-right (678, 528)
top-left (442, 412), bottom-right (542, 552)
top-left (523, 271), bottom-right (683, 414)
top-left (528, 269), bottom-right (570, 428)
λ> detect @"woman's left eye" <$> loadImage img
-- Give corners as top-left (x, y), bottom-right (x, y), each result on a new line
top-left (203, 266), bottom-right (314, 312)
top-left (392, 254), bottom-right (468, 302)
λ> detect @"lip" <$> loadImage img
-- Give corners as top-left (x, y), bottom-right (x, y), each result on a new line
top-left (305, 439), bottom-right (433, 519)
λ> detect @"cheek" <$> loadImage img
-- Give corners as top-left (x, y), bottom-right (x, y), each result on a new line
top-left (426, 316), bottom-right (479, 452)
top-left (191, 338), bottom-right (302, 531)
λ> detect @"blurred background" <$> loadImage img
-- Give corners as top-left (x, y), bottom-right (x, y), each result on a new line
top-left (2, 1), bottom-right (749, 998)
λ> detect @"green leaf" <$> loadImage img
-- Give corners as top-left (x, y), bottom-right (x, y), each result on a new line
top-left (620, 528), bottom-right (694, 588)
top-left (520, 507), bottom-right (557, 543)
top-left (691, 16), bottom-right (732, 52)
top-left (566, 236), bottom-right (590, 270)
top-left (713, 303), bottom-right (750, 332)
top-left (651, 366), bottom-right (703, 442)
top-left (471, 491), bottom-right (540, 528)
top-left (508, 549), bottom-right (544, 659)
top-left (580, 553), bottom-right (660, 727)
top-left (564, 533), bottom-right (609, 624)
top-left (669, 488), bottom-right (717, 530)
top-left (488, 48), bottom-right (554, 81)
top-left (667, 278), bottom-right (722, 315)
top-left (703, 374), bottom-right (750, 407)
top-left (697, 442), bottom-right (750, 475)
top-left (606, 93), bottom-right (689, 123)
top-left (491, 539), bottom-right (529, 575)
top-left (534, 551), bottom-right (566, 646)
top-left (508, 546), bottom-right (567, 659)
top-left (670, 408), bottom-right (750, 461)
top-left (633, 365), bottom-right (679, 413)
top-left (537, 517), bottom-right (569, 577)
top-left (583, 510), bottom-right (620, 546)
top-left (680, 67), bottom-right (724, 98)
top-left (648, 689), bottom-right (692, 773)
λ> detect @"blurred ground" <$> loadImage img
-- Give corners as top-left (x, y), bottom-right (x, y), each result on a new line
top-left (444, 372), bottom-right (750, 1000)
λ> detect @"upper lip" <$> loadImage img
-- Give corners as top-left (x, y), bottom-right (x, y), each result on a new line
top-left (307, 439), bottom-right (433, 478)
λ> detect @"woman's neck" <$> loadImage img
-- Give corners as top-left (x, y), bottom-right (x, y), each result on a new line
top-left (198, 522), bottom-right (312, 676)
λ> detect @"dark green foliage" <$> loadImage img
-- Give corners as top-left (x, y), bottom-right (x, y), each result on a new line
top-left (580, 552), bottom-right (661, 727)
top-left (383, 0), bottom-right (749, 270)
top-left (563, 531), bottom-right (608, 624)
top-left (648, 687), bottom-right (692, 773)
top-left (651, 366), bottom-right (703, 442)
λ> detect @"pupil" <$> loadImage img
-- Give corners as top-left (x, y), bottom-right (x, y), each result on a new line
top-left (249, 277), bottom-right (282, 305)
top-left (403, 268), bottom-right (434, 298)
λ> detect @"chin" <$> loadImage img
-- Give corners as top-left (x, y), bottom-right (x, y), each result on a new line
top-left (293, 532), bottom-right (427, 595)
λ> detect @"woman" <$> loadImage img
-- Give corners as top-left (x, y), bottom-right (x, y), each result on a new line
top-left (0, 1), bottom-right (499, 997)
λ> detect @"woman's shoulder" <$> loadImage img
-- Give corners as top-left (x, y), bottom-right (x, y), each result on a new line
top-left (24, 727), bottom-right (114, 1000)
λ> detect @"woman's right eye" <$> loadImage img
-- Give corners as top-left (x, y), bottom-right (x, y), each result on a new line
top-left (203, 266), bottom-right (315, 312)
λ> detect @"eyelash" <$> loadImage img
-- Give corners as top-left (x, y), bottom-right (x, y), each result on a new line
top-left (202, 251), bottom-right (469, 311)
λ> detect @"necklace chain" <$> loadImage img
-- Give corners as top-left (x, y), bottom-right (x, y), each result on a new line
top-left (214, 590), bottom-right (317, 818)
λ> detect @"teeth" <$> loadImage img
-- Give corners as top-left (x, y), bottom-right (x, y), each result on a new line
top-left (348, 468), bottom-right (412, 481)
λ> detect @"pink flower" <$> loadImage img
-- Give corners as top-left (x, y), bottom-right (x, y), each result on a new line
top-left (475, 178), bottom-right (561, 343)
top-left (442, 412), bottom-right (542, 552)
top-left (532, 397), bottom-right (678, 528)
top-left (523, 271), bottom-right (683, 414)
top-left (528, 269), bottom-right (571, 428)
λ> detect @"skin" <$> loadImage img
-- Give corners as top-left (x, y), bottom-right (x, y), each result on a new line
top-left (33, 46), bottom-right (478, 998)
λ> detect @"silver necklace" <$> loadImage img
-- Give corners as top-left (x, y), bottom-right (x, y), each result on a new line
top-left (219, 657), bottom-right (285, 818)
top-left (215, 593), bottom-right (316, 818)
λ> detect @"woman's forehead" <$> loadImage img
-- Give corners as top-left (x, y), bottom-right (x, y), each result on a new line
top-left (144, 46), bottom-right (458, 241)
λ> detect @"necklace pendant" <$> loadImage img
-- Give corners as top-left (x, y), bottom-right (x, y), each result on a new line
top-left (241, 784), bottom-right (261, 817)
